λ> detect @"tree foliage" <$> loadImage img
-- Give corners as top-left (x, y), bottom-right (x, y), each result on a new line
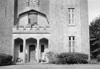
top-left (90, 16), bottom-right (100, 58)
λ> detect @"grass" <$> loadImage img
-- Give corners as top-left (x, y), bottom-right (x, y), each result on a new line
top-left (0, 63), bottom-right (100, 69)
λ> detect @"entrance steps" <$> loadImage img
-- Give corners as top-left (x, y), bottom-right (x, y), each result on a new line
top-left (22, 62), bottom-right (48, 65)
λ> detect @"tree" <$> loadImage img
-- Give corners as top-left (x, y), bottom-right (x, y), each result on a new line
top-left (90, 16), bottom-right (100, 58)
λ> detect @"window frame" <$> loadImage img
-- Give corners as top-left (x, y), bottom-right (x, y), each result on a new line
top-left (68, 8), bottom-right (75, 25)
top-left (68, 36), bottom-right (75, 52)
top-left (28, 12), bottom-right (38, 25)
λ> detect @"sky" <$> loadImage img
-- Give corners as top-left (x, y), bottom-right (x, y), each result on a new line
top-left (88, 0), bottom-right (100, 23)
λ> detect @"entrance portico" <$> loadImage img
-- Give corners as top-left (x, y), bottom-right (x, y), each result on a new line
top-left (13, 34), bottom-right (50, 63)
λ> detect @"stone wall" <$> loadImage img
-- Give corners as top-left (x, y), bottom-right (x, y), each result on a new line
top-left (18, 0), bottom-right (49, 16)
top-left (0, 0), bottom-right (14, 55)
top-left (49, 0), bottom-right (90, 56)
top-left (0, 0), bottom-right (90, 58)
top-left (80, 0), bottom-right (90, 56)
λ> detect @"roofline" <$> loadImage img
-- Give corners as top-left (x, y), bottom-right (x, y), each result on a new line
top-left (18, 9), bottom-right (46, 18)
top-left (17, 9), bottom-right (49, 24)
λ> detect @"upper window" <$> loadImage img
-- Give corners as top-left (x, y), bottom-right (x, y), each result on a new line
top-left (28, 12), bottom-right (38, 26)
top-left (68, 8), bottom-right (75, 25)
top-left (27, 0), bottom-right (39, 7)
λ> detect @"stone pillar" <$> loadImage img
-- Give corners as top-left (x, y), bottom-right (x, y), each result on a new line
top-left (23, 39), bottom-right (26, 63)
top-left (36, 39), bottom-right (39, 63)
top-left (12, 39), bottom-right (15, 61)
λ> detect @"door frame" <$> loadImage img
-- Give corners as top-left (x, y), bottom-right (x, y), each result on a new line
top-left (29, 44), bottom-right (36, 62)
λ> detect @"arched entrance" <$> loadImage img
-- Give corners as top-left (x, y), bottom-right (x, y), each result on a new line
top-left (29, 44), bottom-right (36, 62)
top-left (26, 38), bottom-right (37, 62)
top-left (40, 38), bottom-right (48, 60)
top-left (14, 38), bottom-right (23, 62)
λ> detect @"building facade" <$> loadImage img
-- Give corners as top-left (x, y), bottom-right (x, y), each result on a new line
top-left (0, 0), bottom-right (90, 63)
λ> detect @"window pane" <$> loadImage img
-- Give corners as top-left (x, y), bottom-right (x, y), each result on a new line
top-left (28, 12), bottom-right (37, 25)
top-left (68, 9), bottom-right (70, 12)
top-left (69, 36), bottom-right (71, 52)
top-left (73, 36), bottom-right (75, 40)
top-left (72, 14), bottom-right (74, 19)
top-left (20, 45), bottom-right (23, 52)
top-left (72, 9), bottom-right (74, 12)
top-left (69, 41), bottom-right (71, 52)
top-left (69, 37), bottom-right (71, 40)
top-left (68, 8), bottom-right (75, 25)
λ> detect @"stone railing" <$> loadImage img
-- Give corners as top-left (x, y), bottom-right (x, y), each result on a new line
top-left (13, 25), bottom-right (50, 34)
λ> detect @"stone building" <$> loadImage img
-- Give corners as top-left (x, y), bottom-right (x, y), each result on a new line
top-left (0, 0), bottom-right (90, 63)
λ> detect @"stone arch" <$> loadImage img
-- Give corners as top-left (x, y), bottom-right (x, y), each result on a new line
top-left (26, 38), bottom-right (37, 62)
top-left (14, 38), bottom-right (23, 62)
top-left (39, 38), bottom-right (49, 59)
top-left (26, 38), bottom-right (37, 45)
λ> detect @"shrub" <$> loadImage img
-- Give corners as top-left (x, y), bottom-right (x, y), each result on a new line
top-left (46, 52), bottom-right (88, 64)
top-left (55, 52), bottom-right (88, 64)
top-left (97, 54), bottom-right (100, 62)
top-left (46, 51), bottom-right (58, 63)
top-left (0, 53), bottom-right (14, 66)
top-left (88, 59), bottom-right (98, 64)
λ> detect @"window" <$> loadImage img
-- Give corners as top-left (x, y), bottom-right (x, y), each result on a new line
top-left (68, 8), bottom-right (75, 25)
top-left (28, 19), bottom-right (31, 24)
top-left (41, 44), bottom-right (45, 52)
top-left (20, 44), bottom-right (23, 52)
top-left (69, 36), bottom-right (75, 52)
top-left (28, 12), bottom-right (37, 26)
top-left (27, 0), bottom-right (39, 6)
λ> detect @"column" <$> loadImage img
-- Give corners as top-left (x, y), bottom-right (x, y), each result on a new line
top-left (23, 39), bottom-right (26, 63)
top-left (12, 39), bottom-right (14, 61)
top-left (36, 39), bottom-right (39, 63)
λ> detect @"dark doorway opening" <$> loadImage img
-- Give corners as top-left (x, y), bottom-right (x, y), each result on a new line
top-left (29, 45), bottom-right (36, 62)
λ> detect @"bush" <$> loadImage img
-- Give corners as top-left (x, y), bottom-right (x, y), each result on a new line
top-left (0, 53), bottom-right (14, 66)
top-left (88, 59), bottom-right (98, 64)
top-left (46, 51), bottom-right (58, 63)
top-left (54, 52), bottom-right (88, 64)
top-left (97, 54), bottom-right (100, 62)
top-left (46, 52), bottom-right (88, 64)
top-left (56, 52), bottom-right (88, 64)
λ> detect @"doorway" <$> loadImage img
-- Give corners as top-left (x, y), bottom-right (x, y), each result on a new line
top-left (29, 45), bottom-right (36, 62)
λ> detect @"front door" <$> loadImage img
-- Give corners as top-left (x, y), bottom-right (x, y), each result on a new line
top-left (29, 45), bottom-right (36, 62)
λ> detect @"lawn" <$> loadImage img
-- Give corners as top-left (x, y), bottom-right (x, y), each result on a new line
top-left (0, 64), bottom-right (100, 69)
